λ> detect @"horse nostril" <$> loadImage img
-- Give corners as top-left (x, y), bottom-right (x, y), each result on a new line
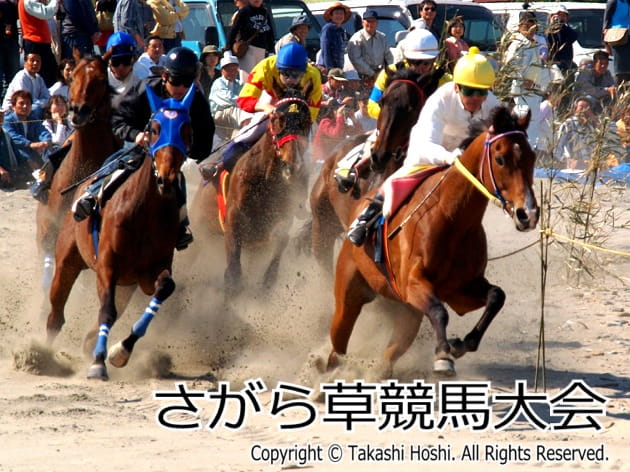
top-left (515, 208), bottom-right (529, 224)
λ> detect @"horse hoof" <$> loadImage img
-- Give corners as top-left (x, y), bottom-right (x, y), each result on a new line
top-left (433, 358), bottom-right (456, 377)
top-left (448, 338), bottom-right (467, 359)
top-left (108, 342), bottom-right (130, 368)
top-left (87, 362), bottom-right (109, 380)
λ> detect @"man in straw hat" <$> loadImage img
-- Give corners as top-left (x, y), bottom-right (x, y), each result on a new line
top-left (319, 1), bottom-right (351, 71)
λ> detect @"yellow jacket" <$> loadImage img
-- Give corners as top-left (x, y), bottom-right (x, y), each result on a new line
top-left (237, 55), bottom-right (322, 123)
top-left (146, 0), bottom-right (189, 40)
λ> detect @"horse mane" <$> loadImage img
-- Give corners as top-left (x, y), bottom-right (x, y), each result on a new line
top-left (459, 105), bottom-right (526, 150)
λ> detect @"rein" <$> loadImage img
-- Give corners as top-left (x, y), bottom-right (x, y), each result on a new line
top-left (268, 97), bottom-right (310, 157)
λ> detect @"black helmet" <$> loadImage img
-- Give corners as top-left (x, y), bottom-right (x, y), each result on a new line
top-left (164, 47), bottom-right (198, 79)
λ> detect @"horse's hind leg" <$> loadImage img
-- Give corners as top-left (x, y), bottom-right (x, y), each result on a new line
top-left (380, 307), bottom-right (423, 378)
top-left (108, 271), bottom-right (175, 369)
top-left (327, 242), bottom-right (376, 370)
top-left (46, 234), bottom-right (86, 345)
top-left (447, 278), bottom-right (505, 359)
top-left (262, 233), bottom-right (289, 291)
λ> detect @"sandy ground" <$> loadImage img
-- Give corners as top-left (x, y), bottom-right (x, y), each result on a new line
top-left (0, 165), bottom-right (629, 472)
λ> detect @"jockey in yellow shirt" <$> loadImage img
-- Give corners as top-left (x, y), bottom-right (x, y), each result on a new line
top-left (204, 42), bottom-right (321, 176)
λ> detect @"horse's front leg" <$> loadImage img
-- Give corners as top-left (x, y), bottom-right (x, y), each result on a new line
top-left (223, 216), bottom-right (243, 295)
top-left (262, 232), bottom-right (289, 291)
top-left (108, 271), bottom-right (175, 369)
top-left (446, 278), bottom-right (505, 359)
top-left (88, 267), bottom-right (118, 380)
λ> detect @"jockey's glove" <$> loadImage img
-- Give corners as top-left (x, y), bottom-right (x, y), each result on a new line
top-left (446, 148), bottom-right (463, 165)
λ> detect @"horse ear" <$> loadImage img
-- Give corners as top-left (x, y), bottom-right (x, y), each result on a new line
top-left (145, 83), bottom-right (162, 113)
top-left (516, 108), bottom-right (531, 131)
top-left (181, 83), bottom-right (196, 112)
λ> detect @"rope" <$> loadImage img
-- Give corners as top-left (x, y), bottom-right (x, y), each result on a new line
top-left (541, 228), bottom-right (630, 257)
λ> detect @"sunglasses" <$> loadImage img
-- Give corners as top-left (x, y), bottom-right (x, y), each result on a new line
top-left (423, 7), bottom-right (436, 12)
top-left (407, 59), bottom-right (434, 67)
top-left (279, 69), bottom-right (303, 80)
top-left (167, 75), bottom-right (195, 87)
top-left (110, 56), bottom-right (132, 67)
top-left (459, 85), bottom-right (489, 97)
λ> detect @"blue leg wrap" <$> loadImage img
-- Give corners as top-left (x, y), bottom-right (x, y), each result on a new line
top-left (93, 323), bottom-right (110, 358)
top-left (132, 297), bottom-right (162, 337)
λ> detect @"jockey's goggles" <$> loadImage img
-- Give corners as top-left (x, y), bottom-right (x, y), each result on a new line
top-left (279, 69), bottom-right (304, 80)
top-left (111, 56), bottom-right (133, 67)
top-left (407, 58), bottom-right (434, 67)
top-left (458, 85), bottom-right (489, 97)
top-left (167, 74), bottom-right (195, 87)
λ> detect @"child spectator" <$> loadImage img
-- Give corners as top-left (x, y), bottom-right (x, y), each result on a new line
top-left (48, 58), bottom-right (76, 100)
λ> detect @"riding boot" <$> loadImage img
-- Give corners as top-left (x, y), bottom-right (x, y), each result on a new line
top-left (176, 224), bottom-right (194, 251)
top-left (73, 192), bottom-right (98, 222)
top-left (335, 167), bottom-right (358, 193)
top-left (221, 141), bottom-right (251, 173)
top-left (347, 194), bottom-right (383, 247)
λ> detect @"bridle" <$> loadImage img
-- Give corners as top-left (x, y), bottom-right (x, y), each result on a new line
top-left (268, 97), bottom-right (311, 157)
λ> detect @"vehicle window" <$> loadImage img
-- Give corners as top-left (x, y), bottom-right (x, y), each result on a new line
top-left (567, 11), bottom-right (605, 49)
top-left (377, 18), bottom-right (410, 47)
top-left (436, 5), bottom-right (502, 51)
top-left (182, 4), bottom-right (217, 45)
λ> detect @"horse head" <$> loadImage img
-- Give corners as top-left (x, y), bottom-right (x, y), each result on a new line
top-left (145, 84), bottom-right (194, 193)
top-left (371, 68), bottom-right (432, 173)
top-left (268, 89), bottom-right (312, 180)
top-left (68, 54), bottom-right (111, 129)
top-left (461, 106), bottom-right (540, 231)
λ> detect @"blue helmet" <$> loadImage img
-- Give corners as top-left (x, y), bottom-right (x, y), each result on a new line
top-left (106, 31), bottom-right (137, 58)
top-left (276, 43), bottom-right (308, 72)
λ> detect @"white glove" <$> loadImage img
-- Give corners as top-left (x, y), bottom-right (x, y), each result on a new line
top-left (445, 148), bottom-right (462, 165)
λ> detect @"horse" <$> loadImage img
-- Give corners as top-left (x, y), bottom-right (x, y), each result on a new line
top-left (308, 68), bottom-right (439, 273)
top-left (36, 52), bottom-right (118, 288)
top-left (326, 106), bottom-right (540, 378)
top-left (190, 89), bottom-right (312, 294)
top-left (44, 85), bottom-right (195, 380)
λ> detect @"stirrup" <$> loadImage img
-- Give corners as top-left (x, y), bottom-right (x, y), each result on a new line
top-left (200, 162), bottom-right (223, 180)
top-left (73, 195), bottom-right (97, 222)
top-left (347, 220), bottom-right (368, 247)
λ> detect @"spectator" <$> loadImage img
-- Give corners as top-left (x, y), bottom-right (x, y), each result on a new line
top-left (199, 44), bottom-right (221, 97)
top-left (604, 0), bottom-right (630, 86)
top-left (546, 4), bottom-right (578, 73)
top-left (0, 0), bottom-right (20, 101)
top-left (59, 0), bottom-right (100, 59)
top-left (354, 95), bottom-right (376, 132)
top-left (2, 90), bottom-right (52, 180)
top-left (275, 15), bottom-right (310, 54)
top-left (146, 0), bottom-right (189, 51)
top-left (209, 52), bottom-right (251, 141)
top-left (230, 0), bottom-right (246, 26)
top-left (227, 0), bottom-right (275, 82)
top-left (444, 17), bottom-right (469, 73)
top-left (312, 96), bottom-right (363, 163)
top-left (554, 96), bottom-right (599, 169)
top-left (134, 35), bottom-right (166, 79)
top-left (114, 0), bottom-right (147, 51)
top-left (347, 10), bottom-right (393, 81)
top-left (0, 109), bottom-right (20, 188)
top-left (2, 53), bottom-right (50, 119)
top-left (18, 0), bottom-right (58, 87)
top-left (574, 50), bottom-right (616, 112)
top-left (322, 68), bottom-right (348, 107)
top-left (48, 58), bottom-right (75, 100)
top-left (411, 0), bottom-right (440, 41)
top-left (43, 94), bottom-right (73, 148)
top-left (106, 32), bottom-right (141, 101)
top-left (615, 108), bottom-right (630, 162)
top-left (319, 1), bottom-right (351, 72)
top-left (95, 0), bottom-right (117, 52)
top-left (504, 11), bottom-right (545, 149)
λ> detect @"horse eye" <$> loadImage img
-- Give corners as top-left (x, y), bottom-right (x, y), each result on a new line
top-left (495, 155), bottom-right (505, 166)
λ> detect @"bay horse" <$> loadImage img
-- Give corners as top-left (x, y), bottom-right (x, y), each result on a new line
top-left (327, 106), bottom-right (539, 378)
top-left (45, 85), bottom-right (195, 380)
top-left (309, 68), bottom-right (440, 273)
top-left (36, 52), bottom-right (118, 288)
top-left (190, 90), bottom-right (312, 294)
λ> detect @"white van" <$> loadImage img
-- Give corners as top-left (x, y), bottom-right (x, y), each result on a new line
top-left (481, 2), bottom-right (608, 68)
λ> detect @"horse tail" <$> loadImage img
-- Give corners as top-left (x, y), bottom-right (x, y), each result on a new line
top-left (291, 218), bottom-right (313, 257)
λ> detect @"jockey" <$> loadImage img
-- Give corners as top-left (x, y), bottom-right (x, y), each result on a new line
top-left (73, 46), bottom-right (215, 250)
top-left (347, 46), bottom-right (500, 247)
top-left (334, 28), bottom-right (440, 193)
top-left (201, 42), bottom-right (321, 177)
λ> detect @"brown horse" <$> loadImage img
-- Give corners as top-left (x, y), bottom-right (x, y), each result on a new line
top-left (309, 68), bottom-right (438, 273)
top-left (36, 53), bottom-right (117, 288)
top-left (190, 92), bottom-right (312, 294)
top-left (45, 85), bottom-right (195, 380)
top-left (327, 106), bottom-right (539, 378)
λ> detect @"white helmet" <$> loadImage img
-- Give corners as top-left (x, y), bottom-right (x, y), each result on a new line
top-left (402, 28), bottom-right (439, 60)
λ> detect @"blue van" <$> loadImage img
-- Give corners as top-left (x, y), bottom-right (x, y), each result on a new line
top-left (182, 0), bottom-right (322, 59)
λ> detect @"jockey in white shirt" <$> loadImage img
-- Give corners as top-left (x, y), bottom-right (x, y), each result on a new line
top-left (347, 47), bottom-right (500, 246)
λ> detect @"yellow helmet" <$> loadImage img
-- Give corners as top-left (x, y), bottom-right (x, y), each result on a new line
top-left (453, 46), bottom-right (495, 89)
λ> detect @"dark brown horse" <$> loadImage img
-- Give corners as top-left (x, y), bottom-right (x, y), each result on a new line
top-left (309, 68), bottom-right (438, 273)
top-left (327, 106), bottom-right (539, 378)
top-left (36, 52), bottom-right (117, 288)
top-left (45, 85), bottom-right (195, 380)
top-left (190, 92), bottom-right (312, 294)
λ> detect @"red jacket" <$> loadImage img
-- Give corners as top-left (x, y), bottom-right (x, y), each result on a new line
top-left (18, 0), bottom-right (52, 44)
